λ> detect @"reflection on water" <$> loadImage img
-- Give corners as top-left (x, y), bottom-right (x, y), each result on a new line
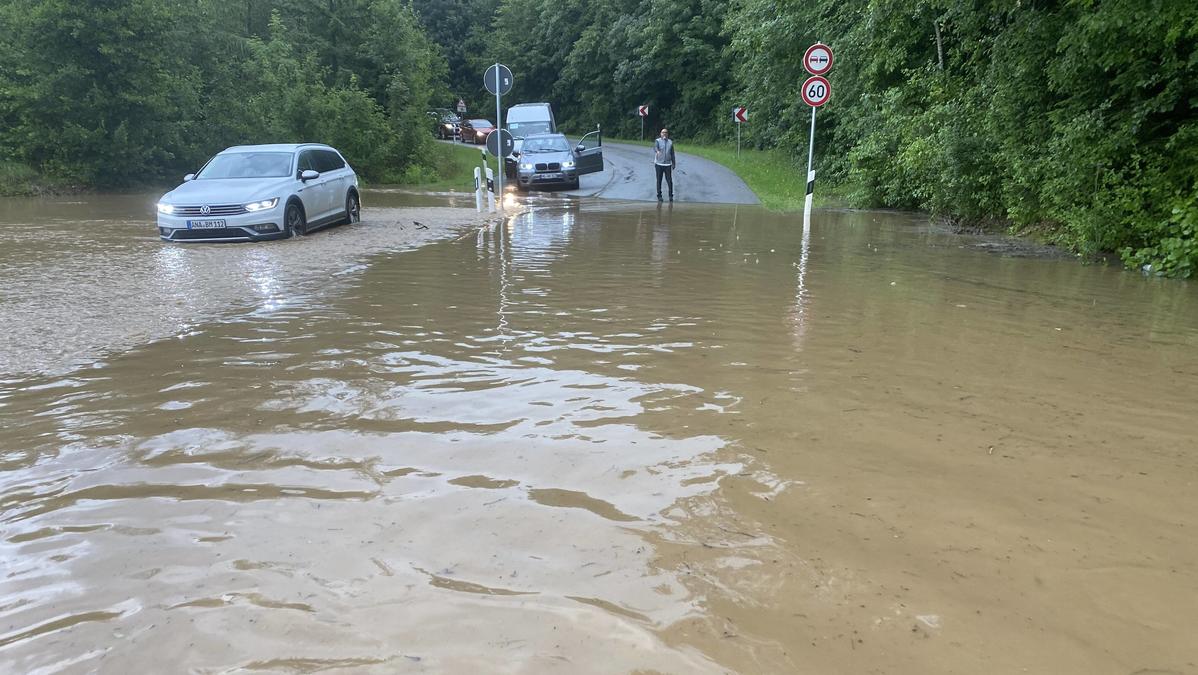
top-left (1, 198), bottom-right (1197, 673)
top-left (364, 187), bottom-right (475, 209)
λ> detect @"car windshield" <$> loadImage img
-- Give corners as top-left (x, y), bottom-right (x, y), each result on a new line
top-left (470, 120), bottom-right (493, 128)
top-left (522, 137), bottom-right (571, 153)
top-left (509, 121), bottom-right (551, 136)
top-left (197, 152), bottom-right (293, 179)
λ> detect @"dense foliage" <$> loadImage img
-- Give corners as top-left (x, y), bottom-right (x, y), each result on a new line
top-left (0, 0), bottom-right (444, 185)
top-left (469, 0), bottom-right (1197, 276)
top-left (409, 0), bottom-right (500, 117)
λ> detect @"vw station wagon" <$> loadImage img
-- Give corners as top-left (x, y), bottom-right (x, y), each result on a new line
top-left (156, 144), bottom-right (360, 243)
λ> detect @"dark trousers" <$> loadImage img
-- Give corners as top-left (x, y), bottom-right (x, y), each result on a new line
top-left (655, 164), bottom-right (674, 197)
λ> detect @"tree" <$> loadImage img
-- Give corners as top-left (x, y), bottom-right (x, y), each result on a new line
top-left (0, 0), bottom-right (200, 185)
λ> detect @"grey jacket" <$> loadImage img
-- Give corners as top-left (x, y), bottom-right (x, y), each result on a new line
top-left (653, 138), bottom-right (676, 167)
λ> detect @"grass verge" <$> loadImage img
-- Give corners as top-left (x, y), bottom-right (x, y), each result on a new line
top-left (400, 141), bottom-right (494, 192)
top-left (0, 161), bottom-right (81, 196)
top-left (606, 137), bottom-right (851, 211)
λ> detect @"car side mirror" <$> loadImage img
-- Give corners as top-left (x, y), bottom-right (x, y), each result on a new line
top-left (575, 144), bottom-right (584, 153)
top-left (512, 151), bottom-right (521, 158)
top-left (300, 170), bottom-right (319, 181)
top-left (183, 173), bottom-right (195, 182)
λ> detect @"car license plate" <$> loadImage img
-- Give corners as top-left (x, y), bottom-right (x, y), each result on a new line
top-left (187, 219), bottom-right (227, 229)
top-left (540, 173), bottom-right (562, 180)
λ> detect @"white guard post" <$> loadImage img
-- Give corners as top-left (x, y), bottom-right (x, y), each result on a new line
top-left (474, 167), bottom-right (483, 211)
top-left (485, 166), bottom-right (496, 212)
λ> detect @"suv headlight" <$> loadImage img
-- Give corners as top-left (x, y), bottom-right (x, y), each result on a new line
top-left (561, 160), bottom-right (576, 168)
top-left (520, 163), bottom-right (533, 170)
top-left (156, 202), bottom-right (175, 215)
top-left (245, 198), bottom-right (279, 212)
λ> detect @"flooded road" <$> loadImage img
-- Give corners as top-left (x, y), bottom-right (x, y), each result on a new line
top-left (2, 194), bottom-right (1197, 674)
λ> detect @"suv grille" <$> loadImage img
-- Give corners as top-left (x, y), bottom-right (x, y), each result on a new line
top-left (535, 163), bottom-right (561, 172)
top-left (174, 204), bottom-right (247, 216)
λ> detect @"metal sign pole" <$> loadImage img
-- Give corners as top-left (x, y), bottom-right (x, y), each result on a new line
top-left (494, 63), bottom-right (503, 206)
top-left (737, 121), bottom-right (741, 159)
top-left (640, 115), bottom-right (644, 142)
top-left (804, 105), bottom-right (817, 226)
top-left (800, 41), bottom-right (832, 228)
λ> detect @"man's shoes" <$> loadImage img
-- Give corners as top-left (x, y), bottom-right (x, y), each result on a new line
top-left (657, 194), bottom-right (663, 202)
top-left (669, 194), bottom-right (674, 202)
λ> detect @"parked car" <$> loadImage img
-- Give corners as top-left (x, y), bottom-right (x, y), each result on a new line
top-left (513, 132), bottom-right (604, 191)
top-left (428, 109), bottom-right (460, 139)
top-left (156, 143), bottom-right (360, 242)
top-left (460, 118), bottom-right (495, 145)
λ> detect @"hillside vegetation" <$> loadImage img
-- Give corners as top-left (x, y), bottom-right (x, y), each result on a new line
top-left (464, 0), bottom-right (1197, 277)
top-left (0, 0), bottom-right (445, 186)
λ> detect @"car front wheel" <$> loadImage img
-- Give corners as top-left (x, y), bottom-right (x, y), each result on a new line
top-left (344, 191), bottom-right (360, 225)
top-left (285, 202), bottom-right (306, 237)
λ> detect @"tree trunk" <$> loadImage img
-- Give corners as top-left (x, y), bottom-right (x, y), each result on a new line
top-left (933, 18), bottom-right (944, 71)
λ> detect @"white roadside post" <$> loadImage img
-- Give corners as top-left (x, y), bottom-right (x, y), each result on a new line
top-left (485, 165), bottom-right (496, 211)
top-left (474, 166), bottom-right (483, 211)
top-left (800, 43), bottom-right (833, 227)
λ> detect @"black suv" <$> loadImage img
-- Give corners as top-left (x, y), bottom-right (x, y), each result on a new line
top-left (428, 109), bottom-right (460, 140)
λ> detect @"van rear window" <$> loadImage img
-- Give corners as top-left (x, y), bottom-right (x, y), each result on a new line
top-left (509, 121), bottom-right (552, 136)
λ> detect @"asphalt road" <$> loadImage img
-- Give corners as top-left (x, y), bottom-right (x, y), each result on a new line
top-left (446, 139), bottom-right (759, 204)
top-left (565, 141), bottom-right (759, 204)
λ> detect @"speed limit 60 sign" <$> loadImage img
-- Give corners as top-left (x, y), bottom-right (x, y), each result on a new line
top-left (801, 76), bottom-right (831, 107)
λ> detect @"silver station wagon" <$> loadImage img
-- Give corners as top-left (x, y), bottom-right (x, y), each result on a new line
top-left (156, 143), bottom-right (360, 242)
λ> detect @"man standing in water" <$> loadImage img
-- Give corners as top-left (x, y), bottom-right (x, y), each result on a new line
top-left (654, 127), bottom-right (676, 202)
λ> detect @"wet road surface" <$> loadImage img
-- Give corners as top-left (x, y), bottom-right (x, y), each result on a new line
top-left (0, 192), bottom-right (497, 377)
top-left (567, 142), bottom-right (759, 204)
top-left (442, 138), bottom-right (759, 203)
top-left (1, 194), bottom-right (1197, 673)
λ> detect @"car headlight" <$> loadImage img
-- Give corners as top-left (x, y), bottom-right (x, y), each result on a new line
top-left (244, 198), bottom-right (279, 212)
top-left (561, 160), bottom-right (575, 168)
top-left (520, 163), bottom-right (533, 170)
top-left (156, 202), bottom-right (174, 215)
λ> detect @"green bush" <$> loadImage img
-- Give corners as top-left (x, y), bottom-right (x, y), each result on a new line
top-left (1121, 194), bottom-right (1198, 279)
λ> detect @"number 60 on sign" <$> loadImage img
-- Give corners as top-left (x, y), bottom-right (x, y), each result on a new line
top-left (801, 76), bottom-right (831, 107)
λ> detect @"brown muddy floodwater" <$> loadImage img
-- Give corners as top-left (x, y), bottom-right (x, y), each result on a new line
top-left (1, 192), bottom-right (1197, 674)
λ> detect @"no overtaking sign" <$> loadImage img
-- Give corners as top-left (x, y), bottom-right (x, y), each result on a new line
top-left (803, 44), bottom-right (833, 75)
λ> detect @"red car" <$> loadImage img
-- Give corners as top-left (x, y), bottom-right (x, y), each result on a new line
top-left (459, 119), bottom-right (495, 144)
